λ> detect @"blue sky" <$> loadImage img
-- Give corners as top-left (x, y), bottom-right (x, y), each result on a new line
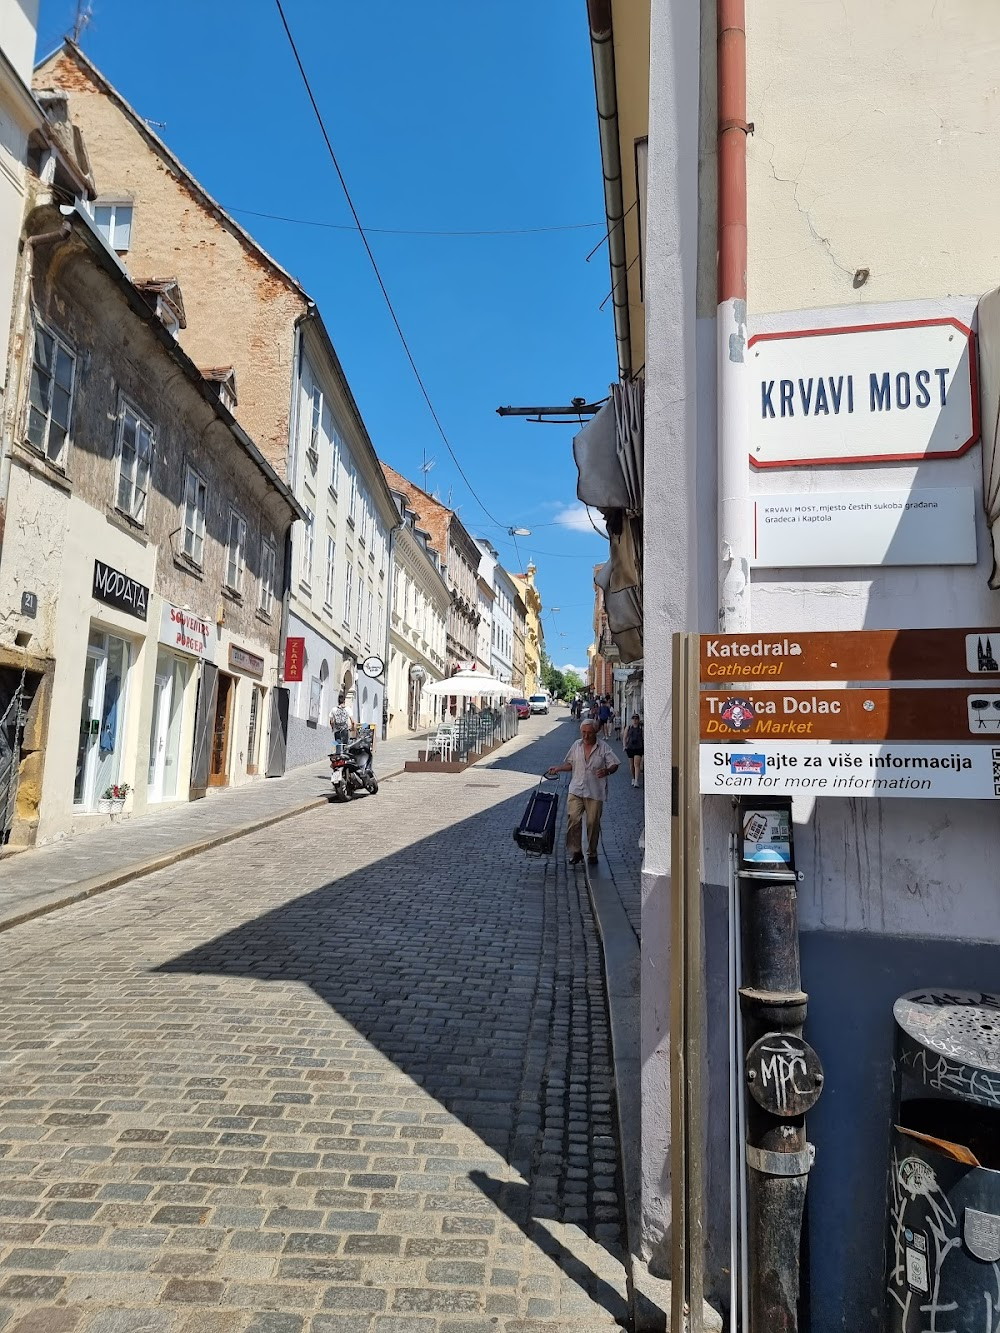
top-left (37, 0), bottom-right (614, 673)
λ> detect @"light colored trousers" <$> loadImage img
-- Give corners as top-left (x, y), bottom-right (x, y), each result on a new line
top-left (567, 794), bottom-right (603, 858)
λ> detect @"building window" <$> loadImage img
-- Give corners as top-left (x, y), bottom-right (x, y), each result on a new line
top-left (354, 570), bottom-right (364, 637)
top-left (366, 587), bottom-right (374, 645)
top-left (226, 509), bottom-right (247, 593)
top-left (115, 400), bottom-right (153, 523)
top-left (26, 322), bottom-right (75, 464)
top-left (182, 466), bottom-right (207, 565)
top-left (360, 496), bottom-right (369, 545)
top-left (93, 201), bottom-right (133, 251)
top-left (301, 508), bottom-right (314, 586)
top-left (260, 536), bottom-right (276, 616)
top-left (307, 383), bottom-right (321, 472)
top-left (348, 466), bottom-right (357, 524)
top-left (343, 561), bottom-right (354, 627)
top-left (325, 535), bottom-right (336, 608)
top-left (329, 421), bottom-right (341, 493)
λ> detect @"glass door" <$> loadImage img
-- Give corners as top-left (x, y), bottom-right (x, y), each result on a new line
top-left (148, 652), bottom-right (189, 803)
top-left (75, 630), bottom-right (131, 809)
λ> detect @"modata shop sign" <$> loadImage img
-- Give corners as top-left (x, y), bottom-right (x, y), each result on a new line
top-left (749, 318), bottom-right (978, 468)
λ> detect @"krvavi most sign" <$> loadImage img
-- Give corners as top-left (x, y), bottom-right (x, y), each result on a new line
top-left (749, 318), bottom-right (978, 467)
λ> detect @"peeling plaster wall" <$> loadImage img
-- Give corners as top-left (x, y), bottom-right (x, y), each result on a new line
top-left (747, 0), bottom-right (1000, 313)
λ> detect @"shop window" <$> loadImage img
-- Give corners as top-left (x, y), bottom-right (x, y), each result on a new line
top-left (115, 399), bottom-right (153, 524)
top-left (182, 466), bottom-right (206, 565)
top-left (26, 322), bottom-right (75, 465)
top-left (226, 509), bottom-right (247, 594)
top-left (260, 536), bottom-right (276, 617)
top-left (75, 629), bottom-right (131, 810)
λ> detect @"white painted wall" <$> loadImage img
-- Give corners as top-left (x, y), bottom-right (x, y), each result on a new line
top-left (0, 0), bottom-right (39, 395)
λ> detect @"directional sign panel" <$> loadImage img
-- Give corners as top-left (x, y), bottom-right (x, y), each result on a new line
top-left (700, 629), bottom-right (1000, 685)
top-left (700, 688), bottom-right (1000, 742)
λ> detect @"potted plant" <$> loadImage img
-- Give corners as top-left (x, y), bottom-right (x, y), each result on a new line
top-left (98, 783), bottom-right (130, 814)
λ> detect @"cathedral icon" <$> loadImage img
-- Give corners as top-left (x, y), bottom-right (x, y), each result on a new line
top-left (979, 637), bottom-right (1000, 673)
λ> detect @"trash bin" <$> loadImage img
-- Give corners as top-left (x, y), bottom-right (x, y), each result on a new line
top-left (885, 989), bottom-right (1000, 1332)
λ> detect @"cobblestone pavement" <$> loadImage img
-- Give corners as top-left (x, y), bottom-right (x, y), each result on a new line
top-left (0, 732), bottom-right (434, 929)
top-left (590, 768), bottom-right (642, 945)
top-left (0, 713), bottom-right (631, 1332)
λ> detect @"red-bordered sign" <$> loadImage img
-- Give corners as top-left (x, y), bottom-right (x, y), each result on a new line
top-left (748, 317), bottom-right (979, 468)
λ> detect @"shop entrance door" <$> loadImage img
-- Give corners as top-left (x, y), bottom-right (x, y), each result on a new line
top-left (74, 629), bottom-right (130, 810)
top-left (148, 652), bottom-right (189, 803)
top-left (209, 672), bottom-right (233, 787)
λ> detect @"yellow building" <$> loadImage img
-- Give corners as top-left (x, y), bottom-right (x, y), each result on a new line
top-left (512, 564), bottom-right (543, 698)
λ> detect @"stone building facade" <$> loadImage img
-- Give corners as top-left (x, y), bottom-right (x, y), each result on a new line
top-left (0, 203), bottom-right (301, 845)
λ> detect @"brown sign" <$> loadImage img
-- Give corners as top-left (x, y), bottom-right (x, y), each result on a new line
top-left (228, 644), bottom-right (264, 678)
top-left (701, 688), bottom-right (1000, 742)
top-left (700, 629), bottom-right (1000, 684)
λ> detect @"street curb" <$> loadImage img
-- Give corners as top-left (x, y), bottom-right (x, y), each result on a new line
top-left (0, 765), bottom-right (411, 936)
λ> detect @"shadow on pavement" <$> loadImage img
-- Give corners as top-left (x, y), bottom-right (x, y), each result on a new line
top-left (156, 731), bottom-right (630, 1325)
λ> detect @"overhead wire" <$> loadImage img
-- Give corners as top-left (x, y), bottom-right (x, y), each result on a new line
top-left (226, 206), bottom-right (603, 238)
top-left (273, 0), bottom-right (506, 529)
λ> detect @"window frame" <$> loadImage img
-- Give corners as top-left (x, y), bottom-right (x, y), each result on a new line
top-left (343, 561), bottom-right (354, 629)
top-left (92, 199), bottom-right (134, 252)
top-left (324, 534), bottom-right (336, 609)
top-left (301, 507), bottom-right (315, 587)
top-left (260, 535), bottom-right (276, 617)
top-left (181, 465), bottom-right (207, 566)
top-left (114, 396), bottom-right (154, 525)
top-left (354, 568), bottom-right (364, 638)
top-left (225, 507), bottom-right (248, 595)
top-left (25, 319), bottom-right (76, 466)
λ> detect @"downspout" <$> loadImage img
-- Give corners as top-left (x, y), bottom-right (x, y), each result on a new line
top-left (717, 0), bottom-right (752, 631)
top-left (588, 0), bottom-right (632, 382)
top-left (277, 319), bottom-right (304, 691)
top-left (382, 520), bottom-right (400, 741)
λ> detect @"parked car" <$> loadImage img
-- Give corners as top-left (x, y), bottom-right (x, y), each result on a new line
top-left (511, 698), bottom-right (531, 720)
top-left (529, 694), bottom-right (549, 715)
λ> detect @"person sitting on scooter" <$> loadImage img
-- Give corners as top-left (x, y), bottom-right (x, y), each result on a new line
top-left (329, 693), bottom-right (354, 748)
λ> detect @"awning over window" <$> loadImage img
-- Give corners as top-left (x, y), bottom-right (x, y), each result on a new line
top-left (573, 381), bottom-right (644, 512)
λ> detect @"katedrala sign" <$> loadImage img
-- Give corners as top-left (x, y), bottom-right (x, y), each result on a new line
top-left (749, 318), bottom-right (978, 467)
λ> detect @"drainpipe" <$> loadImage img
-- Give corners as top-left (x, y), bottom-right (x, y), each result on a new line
top-left (587, 0), bottom-right (632, 382)
top-left (717, 0), bottom-right (752, 631)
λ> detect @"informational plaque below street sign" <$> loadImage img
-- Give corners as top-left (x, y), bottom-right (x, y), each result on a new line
top-left (700, 688), bottom-right (1000, 743)
top-left (699, 741), bottom-right (1000, 800)
top-left (700, 628), bottom-right (1000, 684)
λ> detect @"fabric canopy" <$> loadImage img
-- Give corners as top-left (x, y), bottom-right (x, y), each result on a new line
top-left (422, 670), bottom-right (518, 699)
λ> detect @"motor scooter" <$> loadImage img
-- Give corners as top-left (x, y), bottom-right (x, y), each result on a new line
top-left (329, 728), bottom-right (379, 802)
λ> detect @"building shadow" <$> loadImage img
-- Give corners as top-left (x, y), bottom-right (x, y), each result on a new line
top-left (155, 772), bottom-right (629, 1326)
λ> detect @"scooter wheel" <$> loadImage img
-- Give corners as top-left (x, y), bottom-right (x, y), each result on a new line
top-left (365, 777), bottom-right (379, 795)
top-left (333, 785), bottom-right (353, 802)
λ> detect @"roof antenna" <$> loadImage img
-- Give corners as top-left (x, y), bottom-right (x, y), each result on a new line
top-left (72, 1), bottom-right (93, 42)
top-left (419, 451), bottom-right (436, 481)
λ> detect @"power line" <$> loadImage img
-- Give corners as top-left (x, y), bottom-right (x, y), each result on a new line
top-left (227, 205), bottom-right (602, 238)
top-left (274, 0), bottom-right (505, 529)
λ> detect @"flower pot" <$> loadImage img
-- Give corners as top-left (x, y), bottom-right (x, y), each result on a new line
top-left (97, 798), bottom-right (113, 814)
top-left (98, 798), bottom-right (126, 814)
top-left (109, 799), bottom-right (125, 814)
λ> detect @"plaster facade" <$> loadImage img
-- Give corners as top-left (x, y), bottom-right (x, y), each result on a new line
top-left (639, 0), bottom-right (1000, 1323)
top-left (36, 44), bottom-right (399, 764)
top-left (476, 539), bottom-right (516, 684)
top-left (0, 207), bottom-right (297, 844)
top-left (512, 589), bottom-right (527, 692)
top-left (383, 478), bottom-right (449, 739)
top-left (0, 0), bottom-right (40, 401)
top-left (512, 564), bottom-right (544, 698)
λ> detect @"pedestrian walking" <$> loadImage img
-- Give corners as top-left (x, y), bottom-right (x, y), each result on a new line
top-left (624, 713), bottom-right (644, 786)
top-left (597, 696), bottom-right (612, 737)
top-left (546, 719), bottom-right (620, 866)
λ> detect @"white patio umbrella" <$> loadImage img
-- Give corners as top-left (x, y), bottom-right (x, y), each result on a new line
top-left (422, 669), bottom-right (518, 699)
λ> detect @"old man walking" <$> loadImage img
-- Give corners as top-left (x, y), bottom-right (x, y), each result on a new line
top-left (546, 720), bottom-right (620, 866)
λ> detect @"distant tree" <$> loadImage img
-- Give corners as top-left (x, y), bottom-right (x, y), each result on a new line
top-left (563, 669), bottom-right (584, 698)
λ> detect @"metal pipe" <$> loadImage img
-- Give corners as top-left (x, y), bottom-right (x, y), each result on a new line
top-left (587, 0), bottom-right (632, 381)
top-left (717, 0), bottom-right (752, 631)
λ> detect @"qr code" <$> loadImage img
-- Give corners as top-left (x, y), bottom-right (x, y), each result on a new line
top-left (993, 748), bottom-right (1000, 795)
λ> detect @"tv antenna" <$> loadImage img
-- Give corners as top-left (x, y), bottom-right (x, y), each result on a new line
top-left (72, 1), bottom-right (93, 41)
top-left (419, 452), bottom-right (436, 481)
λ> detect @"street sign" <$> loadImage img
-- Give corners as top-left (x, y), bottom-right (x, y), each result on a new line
top-left (700, 628), bottom-right (1000, 684)
top-left (699, 741), bottom-right (1000, 800)
top-left (701, 688), bottom-right (1000, 742)
top-left (749, 318), bottom-right (978, 467)
top-left (752, 487), bottom-right (976, 568)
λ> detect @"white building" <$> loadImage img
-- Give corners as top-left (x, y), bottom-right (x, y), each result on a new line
top-left (475, 576), bottom-right (493, 672)
top-left (286, 324), bottom-right (398, 754)
top-left (383, 472), bottom-right (449, 737)
top-left (475, 539), bottom-right (516, 684)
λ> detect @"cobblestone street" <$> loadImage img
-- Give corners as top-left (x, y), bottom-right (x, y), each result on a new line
top-left (0, 715), bottom-right (634, 1333)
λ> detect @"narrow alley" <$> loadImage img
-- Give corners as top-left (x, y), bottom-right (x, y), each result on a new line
top-left (0, 716), bottom-right (643, 1333)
